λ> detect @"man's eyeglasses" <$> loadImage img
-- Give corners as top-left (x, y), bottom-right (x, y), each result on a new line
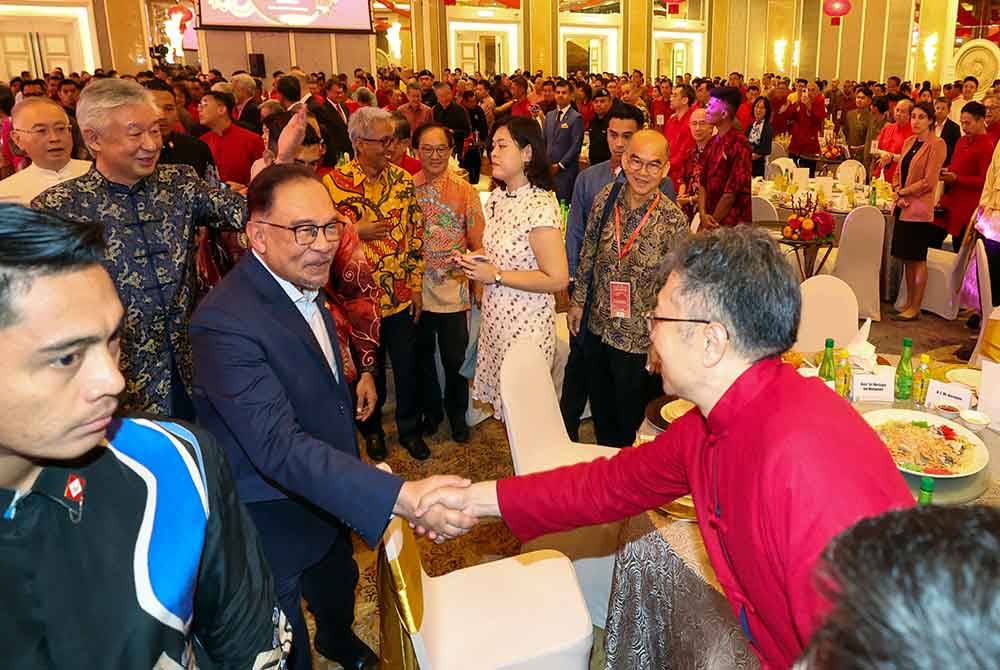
top-left (627, 155), bottom-right (665, 174)
top-left (643, 311), bottom-right (711, 333)
top-left (253, 220), bottom-right (341, 246)
top-left (418, 145), bottom-right (451, 156)
top-left (360, 136), bottom-right (394, 148)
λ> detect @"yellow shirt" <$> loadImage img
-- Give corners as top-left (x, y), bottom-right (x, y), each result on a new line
top-left (323, 159), bottom-right (425, 317)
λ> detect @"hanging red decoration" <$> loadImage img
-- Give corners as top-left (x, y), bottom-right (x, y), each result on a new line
top-left (823, 0), bottom-right (851, 25)
top-left (668, 3), bottom-right (680, 13)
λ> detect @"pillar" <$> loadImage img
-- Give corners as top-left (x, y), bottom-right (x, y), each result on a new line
top-left (92, 0), bottom-right (150, 72)
top-left (622, 0), bottom-right (653, 75)
top-left (411, 0), bottom-right (447, 74)
top-left (522, 0), bottom-right (558, 74)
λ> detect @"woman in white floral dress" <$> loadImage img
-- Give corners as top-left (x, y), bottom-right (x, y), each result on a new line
top-left (457, 117), bottom-right (570, 417)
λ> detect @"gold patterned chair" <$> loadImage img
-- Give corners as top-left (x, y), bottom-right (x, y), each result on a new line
top-left (378, 516), bottom-right (593, 669)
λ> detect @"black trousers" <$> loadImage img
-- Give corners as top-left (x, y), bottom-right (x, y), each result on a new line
top-left (461, 147), bottom-right (482, 184)
top-left (981, 236), bottom-right (1000, 309)
top-left (583, 329), bottom-right (660, 447)
top-left (559, 330), bottom-right (589, 441)
top-left (416, 310), bottom-right (470, 430)
top-left (247, 500), bottom-right (357, 670)
top-left (358, 308), bottom-right (421, 441)
top-left (790, 154), bottom-right (817, 177)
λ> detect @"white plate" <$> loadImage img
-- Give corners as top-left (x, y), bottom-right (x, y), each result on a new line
top-left (863, 408), bottom-right (990, 478)
top-left (946, 368), bottom-right (982, 391)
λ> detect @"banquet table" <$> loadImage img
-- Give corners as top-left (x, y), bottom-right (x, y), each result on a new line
top-left (604, 398), bottom-right (1000, 669)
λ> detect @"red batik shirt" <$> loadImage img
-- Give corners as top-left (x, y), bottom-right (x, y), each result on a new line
top-left (700, 128), bottom-right (753, 226)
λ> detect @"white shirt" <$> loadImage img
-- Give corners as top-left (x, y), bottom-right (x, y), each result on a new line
top-left (0, 159), bottom-right (91, 205)
top-left (253, 251), bottom-right (339, 382)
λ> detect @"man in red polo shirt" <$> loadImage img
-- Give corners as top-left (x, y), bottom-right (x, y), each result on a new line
top-left (777, 80), bottom-right (825, 175)
top-left (199, 91), bottom-right (265, 187)
top-left (414, 226), bottom-right (913, 670)
top-left (663, 83), bottom-right (696, 185)
top-left (939, 101), bottom-right (993, 249)
top-left (649, 79), bottom-right (672, 133)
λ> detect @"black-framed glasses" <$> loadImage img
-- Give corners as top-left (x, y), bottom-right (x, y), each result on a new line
top-left (643, 311), bottom-right (712, 332)
top-left (253, 220), bottom-right (341, 246)
top-left (360, 136), bottom-right (393, 148)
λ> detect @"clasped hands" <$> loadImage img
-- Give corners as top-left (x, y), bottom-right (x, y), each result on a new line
top-left (393, 476), bottom-right (494, 544)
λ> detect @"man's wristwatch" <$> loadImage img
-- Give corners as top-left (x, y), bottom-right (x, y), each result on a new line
top-left (493, 271), bottom-right (503, 286)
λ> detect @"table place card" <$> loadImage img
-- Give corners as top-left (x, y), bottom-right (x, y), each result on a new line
top-left (979, 360), bottom-right (1000, 428)
top-left (925, 380), bottom-right (973, 410)
top-left (852, 369), bottom-right (895, 402)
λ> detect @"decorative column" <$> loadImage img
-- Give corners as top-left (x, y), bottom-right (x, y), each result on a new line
top-left (522, 0), bottom-right (558, 74)
top-left (92, 0), bottom-right (150, 72)
top-left (622, 0), bottom-right (653, 75)
top-left (410, 0), bottom-right (447, 73)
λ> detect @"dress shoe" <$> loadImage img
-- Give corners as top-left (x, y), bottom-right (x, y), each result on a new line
top-left (316, 632), bottom-right (379, 670)
top-left (400, 435), bottom-right (431, 460)
top-left (451, 421), bottom-right (470, 443)
top-left (891, 312), bottom-right (920, 322)
top-left (365, 433), bottom-right (387, 461)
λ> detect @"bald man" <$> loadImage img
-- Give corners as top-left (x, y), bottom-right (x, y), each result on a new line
top-left (0, 97), bottom-right (90, 204)
top-left (569, 130), bottom-right (691, 447)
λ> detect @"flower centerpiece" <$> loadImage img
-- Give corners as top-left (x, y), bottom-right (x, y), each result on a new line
top-left (781, 193), bottom-right (836, 242)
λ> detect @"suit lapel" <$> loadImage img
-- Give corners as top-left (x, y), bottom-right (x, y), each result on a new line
top-left (241, 255), bottom-right (340, 387)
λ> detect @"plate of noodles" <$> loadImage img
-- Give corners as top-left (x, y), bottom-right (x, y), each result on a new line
top-left (863, 409), bottom-right (990, 478)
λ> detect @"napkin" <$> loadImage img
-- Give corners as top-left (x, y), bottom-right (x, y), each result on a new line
top-left (846, 318), bottom-right (877, 373)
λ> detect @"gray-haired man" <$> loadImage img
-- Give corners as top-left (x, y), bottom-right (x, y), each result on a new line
top-left (31, 78), bottom-right (245, 420)
top-left (322, 106), bottom-right (429, 461)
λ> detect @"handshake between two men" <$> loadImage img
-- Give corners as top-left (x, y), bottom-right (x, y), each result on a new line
top-left (392, 473), bottom-right (499, 543)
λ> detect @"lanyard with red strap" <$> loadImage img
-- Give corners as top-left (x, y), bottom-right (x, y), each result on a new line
top-left (614, 192), bottom-right (661, 268)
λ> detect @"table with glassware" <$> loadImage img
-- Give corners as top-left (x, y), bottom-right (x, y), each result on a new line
top-left (604, 365), bottom-right (1000, 670)
top-left (754, 176), bottom-right (901, 297)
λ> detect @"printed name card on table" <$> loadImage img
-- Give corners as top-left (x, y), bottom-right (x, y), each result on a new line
top-left (925, 380), bottom-right (974, 410)
top-left (852, 369), bottom-right (895, 402)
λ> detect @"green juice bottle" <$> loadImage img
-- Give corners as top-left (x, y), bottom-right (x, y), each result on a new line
top-left (819, 338), bottom-right (836, 382)
top-left (895, 337), bottom-right (914, 400)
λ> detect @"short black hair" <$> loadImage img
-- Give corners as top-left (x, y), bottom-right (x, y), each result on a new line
top-left (857, 86), bottom-right (874, 99)
top-left (388, 111), bottom-right (411, 140)
top-left (962, 100), bottom-right (987, 120)
top-left (0, 205), bottom-right (104, 328)
top-left (608, 102), bottom-right (645, 128)
top-left (203, 90), bottom-right (235, 114)
top-left (964, 75), bottom-right (980, 87)
top-left (412, 121), bottom-right (454, 150)
top-left (803, 505), bottom-right (1000, 670)
top-left (490, 116), bottom-right (555, 193)
top-left (887, 75), bottom-right (902, 85)
top-left (662, 226), bottom-right (799, 359)
top-left (752, 94), bottom-right (771, 120)
top-left (872, 96), bottom-right (890, 113)
top-left (58, 79), bottom-right (79, 91)
top-left (709, 86), bottom-right (743, 117)
top-left (676, 84), bottom-right (696, 106)
top-left (913, 100), bottom-right (936, 127)
top-left (0, 84), bottom-right (13, 116)
top-left (247, 163), bottom-right (320, 219)
top-left (262, 111), bottom-right (321, 153)
top-left (275, 75), bottom-right (301, 102)
top-left (143, 78), bottom-right (174, 94)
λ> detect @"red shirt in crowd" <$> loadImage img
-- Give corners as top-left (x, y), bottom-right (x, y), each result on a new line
top-left (938, 132), bottom-right (995, 236)
top-left (988, 121), bottom-right (1000, 147)
top-left (577, 100), bottom-right (594, 130)
top-left (779, 95), bottom-right (825, 155)
top-left (700, 127), bottom-right (753, 226)
top-left (496, 358), bottom-right (913, 669)
top-left (649, 98), bottom-right (671, 133)
top-left (874, 122), bottom-right (914, 182)
top-left (394, 153), bottom-right (423, 176)
top-left (510, 98), bottom-right (533, 118)
top-left (376, 88), bottom-right (394, 108)
top-left (664, 105), bottom-right (696, 185)
top-left (200, 123), bottom-right (265, 186)
top-left (736, 100), bottom-right (754, 130)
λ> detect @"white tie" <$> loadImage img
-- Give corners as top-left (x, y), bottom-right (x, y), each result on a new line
top-left (303, 298), bottom-right (339, 382)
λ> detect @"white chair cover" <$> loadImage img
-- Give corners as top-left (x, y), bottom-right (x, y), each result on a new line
top-left (795, 275), bottom-right (860, 351)
top-left (690, 212), bottom-right (701, 233)
top-left (768, 142), bottom-right (788, 160)
top-left (767, 157), bottom-right (797, 179)
top-left (894, 231), bottom-right (975, 320)
top-left (836, 159), bottom-right (866, 185)
top-left (816, 206), bottom-right (885, 320)
top-left (500, 340), bottom-right (620, 628)
top-left (382, 517), bottom-right (593, 670)
top-left (752, 196), bottom-right (779, 224)
top-left (972, 239), bottom-right (993, 367)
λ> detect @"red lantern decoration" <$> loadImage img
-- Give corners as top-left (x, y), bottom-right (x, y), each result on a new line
top-left (823, 0), bottom-right (851, 24)
top-left (668, 2), bottom-right (680, 13)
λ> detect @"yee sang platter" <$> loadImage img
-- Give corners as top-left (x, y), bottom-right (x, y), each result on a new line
top-left (863, 409), bottom-right (990, 478)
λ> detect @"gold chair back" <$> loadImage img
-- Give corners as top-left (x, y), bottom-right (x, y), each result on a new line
top-left (377, 518), bottom-right (425, 669)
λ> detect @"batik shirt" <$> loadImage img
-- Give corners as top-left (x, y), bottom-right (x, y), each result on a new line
top-left (414, 169), bottom-right (486, 313)
top-left (700, 128), bottom-right (753, 226)
top-left (31, 165), bottom-right (246, 417)
top-left (323, 159), bottom-right (425, 317)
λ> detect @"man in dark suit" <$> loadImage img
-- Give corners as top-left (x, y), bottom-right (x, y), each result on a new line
top-left (934, 96), bottom-right (961, 165)
top-left (232, 73), bottom-right (262, 133)
top-left (190, 164), bottom-right (476, 670)
top-left (541, 78), bottom-right (585, 203)
top-left (324, 78), bottom-right (354, 165)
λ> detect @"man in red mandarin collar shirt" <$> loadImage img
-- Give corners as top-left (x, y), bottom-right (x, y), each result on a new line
top-left (416, 227), bottom-right (913, 669)
top-left (199, 90), bottom-right (264, 188)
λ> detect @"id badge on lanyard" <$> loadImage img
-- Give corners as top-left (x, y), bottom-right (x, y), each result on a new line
top-left (612, 193), bottom-right (660, 321)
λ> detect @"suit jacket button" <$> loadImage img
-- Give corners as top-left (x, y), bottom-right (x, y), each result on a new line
top-left (338, 403), bottom-right (345, 414)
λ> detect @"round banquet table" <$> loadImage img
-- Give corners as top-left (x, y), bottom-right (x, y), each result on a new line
top-left (604, 397), bottom-right (1000, 670)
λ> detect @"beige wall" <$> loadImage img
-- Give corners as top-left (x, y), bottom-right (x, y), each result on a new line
top-left (623, 0), bottom-right (653, 74)
top-left (200, 31), bottom-right (372, 77)
top-left (99, 0), bottom-right (148, 73)
top-left (523, 0), bottom-right (558, 74)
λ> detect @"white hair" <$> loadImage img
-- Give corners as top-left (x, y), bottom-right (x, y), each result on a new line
top-left (347, 106), bottom-right (391, 144)
top-left (76, 78), bottom-right (156, 133)
top-left (231, 73), bottom-right (257, 99)
top-left (210, 81), bottom-right (234, 96)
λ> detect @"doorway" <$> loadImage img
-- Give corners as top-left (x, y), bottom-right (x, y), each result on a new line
top-left (0, 17), bottom-right (86, 77)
